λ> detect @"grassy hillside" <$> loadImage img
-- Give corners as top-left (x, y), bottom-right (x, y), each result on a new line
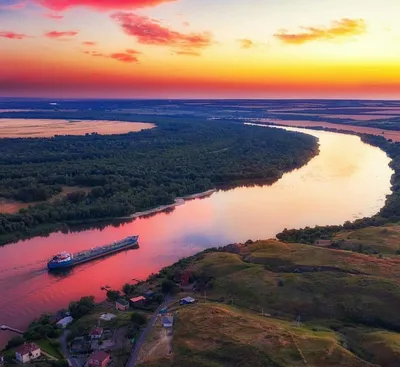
top-left (333, 223), bottom-right (400, 255)
top-left (138, 238), bottom-right (400, 367)
top-left (137, 303), bottom-right (376, 367)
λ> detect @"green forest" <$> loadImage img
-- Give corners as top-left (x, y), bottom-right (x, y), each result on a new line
top-left (0, 120), bottom-right (318, 245)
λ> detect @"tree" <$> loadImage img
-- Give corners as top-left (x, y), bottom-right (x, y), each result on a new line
top-left (5, 336), bottom-right (25, 349)
top-left (161, 279), bottom-right (179, 294)
top-left (106, 290), bottom-right (120, 301)
top-left (122, 283), bottom-right (136, 295)
top-left (69, 296), bottom-right (95, 319)
top-left (131, 312), bottom-right (147, 326)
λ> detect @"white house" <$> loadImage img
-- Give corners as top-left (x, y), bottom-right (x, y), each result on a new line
top-left (15, 343), bottom-right (41, 364)
top-left (161, 315), bottom-right (174, 328)
top-left (57, 316), bottom-right (73, 328)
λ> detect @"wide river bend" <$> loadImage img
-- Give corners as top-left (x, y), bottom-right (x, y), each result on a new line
top-left (0, 127), bottom-right (393, 347)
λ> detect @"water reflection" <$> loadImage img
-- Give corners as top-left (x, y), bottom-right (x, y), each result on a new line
top-left (0, 127), bottom-right (393, 347)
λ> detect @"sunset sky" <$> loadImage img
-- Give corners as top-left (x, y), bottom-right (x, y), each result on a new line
top-left (0, 0), bottom-right (399, 98)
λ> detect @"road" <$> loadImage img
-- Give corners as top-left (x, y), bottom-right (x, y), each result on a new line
top-left (60, 330), bottom-right (82, 367)
top-left (125, 297), bottom-right (171, 367)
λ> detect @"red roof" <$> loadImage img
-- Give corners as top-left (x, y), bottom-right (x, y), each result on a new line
top-left (130, 296), bottom-right (145, 303)
top-left (89, 351), bottom-right (109, 363)
top-left (90, 327), bottom-right (103, 336)
top-left (16, 343), bottom-right (40, 356)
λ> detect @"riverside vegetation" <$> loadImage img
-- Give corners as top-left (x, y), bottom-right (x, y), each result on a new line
top-left (0, 120), bottom-right (317, 245)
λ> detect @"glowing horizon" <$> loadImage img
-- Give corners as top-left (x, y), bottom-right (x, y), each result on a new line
top-left (0, 0), bottom-right (399, 99)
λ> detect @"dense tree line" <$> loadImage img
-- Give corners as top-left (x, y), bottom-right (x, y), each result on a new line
top-left (0, 120), bottom-right (317, 244)
top-left (277, 132), bottom-right (400, 244)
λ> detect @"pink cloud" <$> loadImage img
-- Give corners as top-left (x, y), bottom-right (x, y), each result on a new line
top-left (35, 0), bottom-right (175, 11)
top-left (45, 30), bottom-right (78, 38)
top-left (82, 41), bottom-right (96, 46)
top-left (44, 13), bottom-right (64, 19)
top-left (84, 49), bottom-right (141, 63)
top-left (111, 12), bottom-right (212, 53)
top-left (0, 31), bottom-right (31, 40)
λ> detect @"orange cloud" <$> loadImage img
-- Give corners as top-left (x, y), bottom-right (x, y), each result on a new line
top-left (0, 31), bottom-right (31, 39)
top-left (274, 18), bottom-right (366, 44)
top-left (45, 30), bottom-right (78, 38)
top-left (111, 12), bottom-right (212, 53)
top-left (238, 38), bottom-right (254, 49)
top-left (35, 0), bottom-right (174, 11)
top-left (82, 41), bottom-right (96, 46)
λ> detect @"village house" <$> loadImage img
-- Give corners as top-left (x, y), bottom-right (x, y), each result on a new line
top-left (15, 343), bottom-right (41, 364)
top-left (143, 290), bottom-right (155, 300)
top-left (57, 316), bottom-right (73, 328)
top-left (87, 350), bottom-right (110, 367)
top-left (130, 296), bottom-right (146, 308)
top-left (161, 315), bottom-right (174, 328)
top-left (115, 298), bottom-right (130, 311)
top-left (315, 240), bottom-right (332, 247)
top-left (180, 296), bottom-right (196, 305)
top-left (90, 327), bottom-right (104, 340)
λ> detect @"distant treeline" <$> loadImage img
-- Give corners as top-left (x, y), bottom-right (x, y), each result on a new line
top-left (0, 120), bottom-right (317, 245)
top-left (277, 131), bottom-right (400, 244)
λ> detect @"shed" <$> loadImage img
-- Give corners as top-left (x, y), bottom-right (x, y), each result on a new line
top-left (143, 290), bottom-right (155, 299)
top-left (88, 350), bottom-right (110, 367)
top-left (180, 296), bottom-right (196, 305)
top-left (161, 315), bottom-right (174, 328)
top-left (130, 296), bottom-right (146, 307)
top-left (116, 298), bottom-right (129, 311)
top-left (315, 240), bottom-right (332, 247)
top-left (90, 327), bottom-right (103, 340)
top-left (56, 316), bottom-right (73, 329)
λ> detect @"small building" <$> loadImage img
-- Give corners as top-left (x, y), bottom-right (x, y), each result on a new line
top-left (100, 313), bottom-right (116, 321)
top-left (143, 290), bottom-right (155, 300)
top-left (159, 308), bottom-right (168, 315)
top-left (315, 240), bottom-right (332, 247)
top-left (130, 296), bottom-right (146, 308)
top-left (57, 316), bottom-right (73, 328)
top-left (90, 327), bottom-right (104, 340)
top-left (116, 298), bottom-right (129, 311)
top-left (16, 343), bottom-right (41, 364)
top-left (87, 350), bottom-right (110, 367)
top-left (0, 354), bottom-right (4, 365)
top-left (180, 296), bottom-right (196, 305)
top-left (161, 315), bottom-right (174, 328)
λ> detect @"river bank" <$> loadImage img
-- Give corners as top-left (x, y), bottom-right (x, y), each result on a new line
top-left (123, 189), bottom-right (217, 219)
top-left (0, 127), bottom-right (393, 349)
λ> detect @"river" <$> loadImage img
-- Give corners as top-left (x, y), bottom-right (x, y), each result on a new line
top-left (0, 126), bottom-right (393, 347)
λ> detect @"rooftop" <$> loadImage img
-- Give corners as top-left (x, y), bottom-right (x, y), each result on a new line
top-left (181, 296), bottom-right (196, 303)
top-left (89, 350), bottom-right (109, 363)
top-left (130, 296), bottom-right (146, 303)
top-left (116, 298), bottom-right (129, 306)
top-left (90, 327), bottom-right (103, 336)
top-left (16, 343), bottom-right (40, 356)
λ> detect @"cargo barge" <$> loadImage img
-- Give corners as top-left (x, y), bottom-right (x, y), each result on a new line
top-left (47, 235), bottom-right (139, 270)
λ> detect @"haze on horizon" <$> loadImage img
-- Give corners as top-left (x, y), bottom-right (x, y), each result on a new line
top-left (0, 0), bottom-right (399, 99)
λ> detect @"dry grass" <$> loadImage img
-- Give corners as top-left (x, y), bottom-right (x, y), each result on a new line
top-left (335, 223), bottom-right (400, 255)
top-left (138, 303), bottom-right (376, 367)
top-left (0, 119), bottom-right (155, 138)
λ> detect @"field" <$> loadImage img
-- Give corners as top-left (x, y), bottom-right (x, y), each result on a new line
top-left (0, 119), bottom-right (155, 138)
top-left (138, 238), bottom-right (400, 366)
top-left (334, 223), bottom-right (400, 255)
